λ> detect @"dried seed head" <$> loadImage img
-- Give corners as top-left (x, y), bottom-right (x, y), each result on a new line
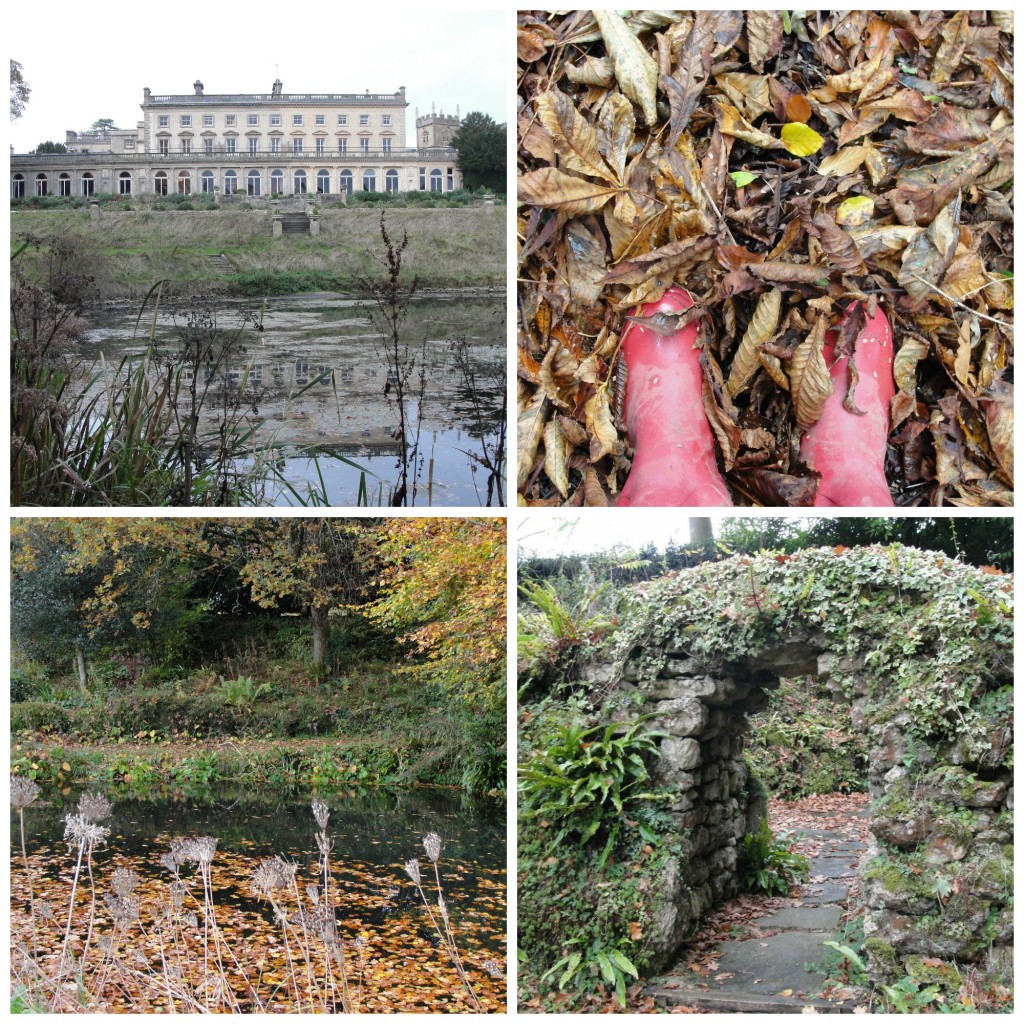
top-left (10, 776), bottom-right (40, 811)
top-left (483, 959), bottom-right (505, 979)
top-left (193, 836), bottom-right (218, 867)
top-left (250, 856), bottom-right (296, 897)
top-left (159, 852), bottom-right (178, 874)
top-left (183, 911), bottom-right (199, 929)
top-left (311, 798), bottom-right (330, 830)
top-left (437, 894), bottom-right (449, 924)
top-left (35, 900), bottom-right (54, 922)
top-left (404, 858), bottom-right (421, 885)
top-left (307, 884), bottom-right (321, 906)
top-left (64, 812), bottom-right (110, 847)
top-left (78, 792), bottom-right (113, 823)
top-left (423, 831), bottom-right (442, 864)
top-left (169, 880), bottom-right (185, 910)
top-left (104, 892), bottom-right (140, 926)
top-left (110, 866), bottom-right (138, 897)
top-left (315, 831), bottom-right (334, 857)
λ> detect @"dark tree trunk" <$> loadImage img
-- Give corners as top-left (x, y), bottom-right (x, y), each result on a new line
top-left (74, 648), bottom-right (88, 692)
top-left (689, 517), bottom-right (714, 546)
top-left (310, 604), bottom-right (330, 666)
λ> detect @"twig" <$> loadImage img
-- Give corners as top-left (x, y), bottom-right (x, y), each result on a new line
top-left (699, 182), bottom-right (738, 246)
top-left (905, 273), bottom-right (1013, 330)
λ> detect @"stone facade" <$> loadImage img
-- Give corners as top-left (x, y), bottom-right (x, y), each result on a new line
top-left (12, 80), bottom-right (463, 199)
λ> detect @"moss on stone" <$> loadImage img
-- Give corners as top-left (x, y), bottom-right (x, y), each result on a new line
top-left (863, 938), bottom-right (902, 981)
top-left (863, 856), bottom-right (933, 901)
top-left (905, 954), bottom-right (960, 989)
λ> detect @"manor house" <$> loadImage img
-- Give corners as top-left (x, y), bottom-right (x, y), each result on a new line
top-left (11, 79), bottom-right (463, 199)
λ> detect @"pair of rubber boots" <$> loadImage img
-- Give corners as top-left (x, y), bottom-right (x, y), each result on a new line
top-left (617, 288), bottom-right (894, 507)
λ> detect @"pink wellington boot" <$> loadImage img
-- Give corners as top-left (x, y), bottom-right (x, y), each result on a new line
top-left (802, 302), bottom-right (895, 507)
top-left (616, 287), bottom-right (733, 507)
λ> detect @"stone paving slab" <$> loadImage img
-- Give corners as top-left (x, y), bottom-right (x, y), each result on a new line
top-left (808, 855), bottom-right (860, 878)
top-left (755, 905), bottom-right (843, 930)
top-left (800, 881), bottom-right (851, 905)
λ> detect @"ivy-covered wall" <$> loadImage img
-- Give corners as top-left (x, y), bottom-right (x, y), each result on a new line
top-left (585, 545), bottom-right (1013, 978)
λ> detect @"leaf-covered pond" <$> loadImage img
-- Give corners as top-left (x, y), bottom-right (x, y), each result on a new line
top-left (11, 784), bottom-right (507, 1012)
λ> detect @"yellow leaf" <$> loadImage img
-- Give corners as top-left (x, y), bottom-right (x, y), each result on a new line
top-left (781, 122), bottom-right (824, 157)
top-left (61, 762), bottom-right (71, 772)
top-left (836, 195), bottom-right (875, 227)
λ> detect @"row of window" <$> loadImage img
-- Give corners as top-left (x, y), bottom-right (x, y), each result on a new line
top-left (156, 137), bottom-right (392, 156)
top-left (14, 168), bottom-right (454, 197)
top-left (157, 113), bottom-right (389, 128)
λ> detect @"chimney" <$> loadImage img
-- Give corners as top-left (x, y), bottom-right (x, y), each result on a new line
top-left (194, 80), bottom-right (204, 96)
top-left (272, 78), bottom-right (283, 97)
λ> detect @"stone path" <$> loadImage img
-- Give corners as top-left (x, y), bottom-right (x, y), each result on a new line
top-left (647, 808), bottom-right (870, 1013)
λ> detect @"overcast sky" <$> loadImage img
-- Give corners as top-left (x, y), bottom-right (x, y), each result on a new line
top-left (9, 8), bottom-right (508, 154)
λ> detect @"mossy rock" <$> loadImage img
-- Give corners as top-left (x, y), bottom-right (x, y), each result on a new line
top-left (863, 937), bottom-right (902, 982)
top-left (904, 954), bottom-right (961, 990)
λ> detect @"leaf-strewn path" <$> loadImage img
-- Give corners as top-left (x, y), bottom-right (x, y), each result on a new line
top-left (648, 794), bottom-right (870, 1013)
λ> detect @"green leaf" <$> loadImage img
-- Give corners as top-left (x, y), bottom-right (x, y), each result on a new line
top-left (608, 949), bottom-right (639, 977)
top-left (730, 170), bottom-right (758, 188)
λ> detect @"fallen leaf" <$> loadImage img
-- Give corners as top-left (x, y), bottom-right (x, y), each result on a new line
top-left (781, 122), bottom-right (824, 156)
top-left (727, 287), bottom-right (782, 397)
top-left (789, 316), bottom-right (834, 430)
top-left (594, 10), bottom-right (659, 127)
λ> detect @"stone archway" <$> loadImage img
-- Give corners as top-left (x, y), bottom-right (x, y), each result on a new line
top-left (583, 545), bottom-right (1013, 979)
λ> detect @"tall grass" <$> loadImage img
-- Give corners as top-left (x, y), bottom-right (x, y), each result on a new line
top-left (10, 786), bottom-right (502, 1013)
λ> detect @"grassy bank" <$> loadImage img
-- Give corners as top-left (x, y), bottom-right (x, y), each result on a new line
top-left (10, 205), bottom-right (505, 297)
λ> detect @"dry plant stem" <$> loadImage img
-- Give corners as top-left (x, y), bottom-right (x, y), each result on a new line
top-left (432, 859), bottom-right (481, 1009)
top-left (17, 808), bottom-right (40, 959)
top-left (81, 841), bottom-right (100, 974)
top-left (269, 894), bottom-right (306, 1011)
top-left (905, 272), bottom-right (1013, 329)
top-left (288, 875), bottom-right (323, 1011)
top-left (412, 876), bottom-right (481, 1010)
top-left (53, 838), bottom-right (86, 1009)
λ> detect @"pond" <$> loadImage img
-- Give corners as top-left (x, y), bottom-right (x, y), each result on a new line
top-left (11, 785), bottom-right (507, 1012)
top-left (80, 292), bottom-right (506, 507)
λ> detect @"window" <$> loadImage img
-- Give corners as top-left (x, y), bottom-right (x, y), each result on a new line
top-left (359, 114), bottom-right (369, 126)
top-left (315, 114), bottom-right (325, 125)
top-left (382, 115), bottom-right (391, 126)
top-left (360, 138), bottom-right (369, 153)
top-left (270, 169), bottom-right (284, 194)
top-left (203, 114), bottom-right (214, 127)
top-left (204, 138), bottom-right (214, 155)
top-left (362, 169), bottom-right (376, 192)
top-left (339, 169), bottom-right (353, 194)
top-left (293, 114), bottom-right (303, 125)
top-left (271, 137), bottom-right (281, 154)
top-left (385, 169), bottom-right (399, 194)
top-left (249, 137), bottom-right (259, 155)
top-left (293, 169), bottom-right (307, 194)
top-left (226, 138), bottom-right (236, 154)
top-left (158, 115), bottom-right (169, 127)
top-left (271, 114), bottom-right (281, 126)
top-left (59, 173), bottom-right (72, 197)
top-left (81, 172), bottom-right (94, 197)
top-left (338, 138), bottom-right (347, 153)
top-left (154, 171), bottom-right (168, 195)
top-left (124, 138), bottom-right (135, 149)
top-left (293, 139), bottom-right (303, 154)
top-left (223, 169), bottom-right (238, 195)
top-left (316, 137), bottom-right (325, 155)
top-left (180, 115), bottom-right (191, 127)
top-left (118, 171), bottom-right (132, 195)
top-left (316, 169), bottom-right (330, 194)
top-left (382, 138), bottom-right (391, 154)
top-left (429, 168), bottom-right (442, 192)
top-left (12, 174), bottom-right (25, 198)
top-left (419, 167), bottom-right (426, 189)
top-left (225, 115), bottom-right (236, 126)
top-left (337, 114), bottom-right (347, 125)
top-left (181, 139), bottom-right (191, 154)
top-left (247, 169), bottom-right (261, 196)
top-left (423, 130), bottom-right (429, 144)
top-left (447, 168), bottom-right (455, 191)
top-left (201, 170), bottom-right (215, 193)
top-left (177, 170), bottom-right (191, 195)
top-left (159, 139), bottom-right (169, 155)
top-left (248, 114), bottom-right (258, 126)
top-left (34, 174), bottom-right (49, 196)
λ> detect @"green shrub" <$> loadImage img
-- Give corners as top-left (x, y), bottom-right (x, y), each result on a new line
top-left (738, 818), bottom-right (809, 895)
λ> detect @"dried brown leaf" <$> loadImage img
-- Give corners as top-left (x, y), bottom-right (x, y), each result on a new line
top-left (726, 288), bottom-right (782, 397)
top-left (517, 389), bottom-right (548, 491)
top-left (593, 10), bottom-right (659, 127)
top-left (534, 92), bottom-right (618, 183)
top-left (565, 55), bottom-right (615, 89)
top-left (898, 199), bottom-right (960, 306)
top-left (747, 261), bottom-right (830, 285)
top-left (543, 417), bottom-right (570, 497)
top-left (518, 167), bottom-right (620, 217)
top-left (931, 11), bottom-right (970, 84)
top-left (747, 11), bottom-right (783, 73)
top-left (812, 213), bottom-right (868, 275)
top-left (565, 220), bottom-right (609, 306)
top-left (595, 92), bottom-right (636, 181)
top-left (816, 145), bottom-right (869, 177)
top-left (714, 99), bottom-right (785, 151)
top-left (585, 389), bottom-right (620, 462)
top-left (789, 316), bottom-right (835, 430)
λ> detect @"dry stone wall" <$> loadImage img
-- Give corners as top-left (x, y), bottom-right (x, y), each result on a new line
top-left (587, 547), bottom-right (1013, 979)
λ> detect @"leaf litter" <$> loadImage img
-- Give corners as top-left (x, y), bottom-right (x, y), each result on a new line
top-left (517, 10), bottom-right (1013, 506)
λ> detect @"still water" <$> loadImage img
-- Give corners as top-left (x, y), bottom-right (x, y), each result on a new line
top-left (81, 292), bottom-right (506, 506)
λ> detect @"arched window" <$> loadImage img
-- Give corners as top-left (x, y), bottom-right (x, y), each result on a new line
top-left (155, 171), bottom-right (169, 196)
top-left (12, 173), bottom-right (25, 198)
top-left (270, 169), bottom-right (284, 195)
top-left (339, 169), bottom-right (353, 194)
top-left (429, 168), bottom-right (443, 193)
top-left (316, 169), bottom-right (330, 194)
top-left (293, 169), bottom-right (307, 194)
top-left (35, 173), bottom-right (48, 197)
top-left (58, 172), bottom-right (72, 197)
top-left (362, 170), bottom-right (376, 192)
top-left (247, 169), bottom-right (261, 196)
top-left (200, 170), bottom-right (215, 193)
top-left (385, 169), bottom-right (399, 194)
top-left (177, 170), bottom-right (191, 195)
top-left (80, 172), bottom-right (94, 197)
top-left (224, 169), bottom-right (238, 195)
top-left (118, 171), bottom-right (132, 195)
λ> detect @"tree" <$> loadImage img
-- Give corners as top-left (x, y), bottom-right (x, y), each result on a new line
top-left (451, 112), bottom-right (505, 192)
top-left (10, 59), bottom-right (29, 120)
top-left (32, 141), bottom-right (67, 154)
top-left (88, 118), bottom-right (117, 135)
